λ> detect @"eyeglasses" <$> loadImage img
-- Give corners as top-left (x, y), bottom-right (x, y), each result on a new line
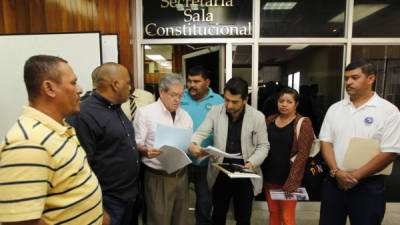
top-left (167, 92), bottom-right (183, 100)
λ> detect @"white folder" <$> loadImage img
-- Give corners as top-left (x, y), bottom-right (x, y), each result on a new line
top-left (342, 137), bottom-right (393, 175)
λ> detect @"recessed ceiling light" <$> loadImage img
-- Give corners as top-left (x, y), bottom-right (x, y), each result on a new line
top-left (146, 54), bottom-right (166, 61)
top-left (190, 4), bottom-right (199, 10)
top-left (287, 44), bottom-right (309, 50)
top-left (263, 2), bottom-right (297, 10)
top-left (329, 4), bottom-right (389, 23)
top-left (176, 4), bottom-right (184, 11)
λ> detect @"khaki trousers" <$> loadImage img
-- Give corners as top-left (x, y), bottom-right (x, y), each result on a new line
top-left (144, 167), bottom-right (189, 225)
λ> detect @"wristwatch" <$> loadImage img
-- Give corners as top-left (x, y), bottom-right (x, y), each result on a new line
top-left (329, 168), bottom-right (339, 178)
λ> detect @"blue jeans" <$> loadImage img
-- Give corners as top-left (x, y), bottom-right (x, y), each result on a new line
top-left (319, 176), bottom-right (386, 225)
top-left (189, 165), bottom-right (213, 225)
top-left (103, 195), bottom-right (137, 225)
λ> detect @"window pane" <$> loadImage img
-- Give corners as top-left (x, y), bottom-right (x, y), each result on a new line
top-left (352, 45), bottom-right (400, 108)
top-left (144, 45), bottom-right (173, 99)
top-left (353, 1), bottom-right (400, 37)
top-left (232, 45), bottom-right (252, 101)
top-left (260, 0), bottom-right (346, 37)
top-left (258, 45), bottom-right (344, 135)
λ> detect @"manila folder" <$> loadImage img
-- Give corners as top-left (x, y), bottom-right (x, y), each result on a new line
top-left (342, 137), bottom-right (393, 175)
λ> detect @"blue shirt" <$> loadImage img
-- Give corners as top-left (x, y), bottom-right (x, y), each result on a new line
top-left (180, 88), bottom-right (224, 166)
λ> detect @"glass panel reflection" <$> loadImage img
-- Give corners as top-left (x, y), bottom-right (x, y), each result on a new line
top-left (258, 45), bottom-right (343, 134)
top-left (352, 45), bottom-right (400, 108)
top-left (232, 45), bottom-right (252, 101)
top-left (353, 0), bottom-right (400, 37)
top-left (260, 0), bottom-right (346, 37)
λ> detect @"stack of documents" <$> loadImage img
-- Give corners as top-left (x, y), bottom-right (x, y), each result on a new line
top-left (154, 124), bottom-right (192, 174)
top-left (212, 163), bottom-right (261, 179)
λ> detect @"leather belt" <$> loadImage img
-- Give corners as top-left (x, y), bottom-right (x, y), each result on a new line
top-left (146, 166), bottom-right (186, 177)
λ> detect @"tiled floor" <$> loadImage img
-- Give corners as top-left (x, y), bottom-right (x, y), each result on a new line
top-left (185, 185), bottom-right (400, 225)
top-left (186, 201), bottom-right (400, 225)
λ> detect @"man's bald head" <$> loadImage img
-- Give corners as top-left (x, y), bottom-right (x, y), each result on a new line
top-left (94, 63), bottom-right (128, 91)
top-left (94, 63), bottom-right (131, 104)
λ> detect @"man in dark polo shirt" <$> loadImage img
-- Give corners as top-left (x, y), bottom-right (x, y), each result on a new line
top-left (67, 63), bottom-right (140, 225)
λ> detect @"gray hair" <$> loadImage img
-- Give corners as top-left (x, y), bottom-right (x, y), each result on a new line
top-left (159, 73), bottom-right (185, 92)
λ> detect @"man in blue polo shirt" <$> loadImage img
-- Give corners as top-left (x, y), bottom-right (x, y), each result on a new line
top-left (180, 65), bottom-right (224, 225)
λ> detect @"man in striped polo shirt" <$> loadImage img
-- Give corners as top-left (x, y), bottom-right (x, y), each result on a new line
top-left (0, 55), bottom-right (106, 225)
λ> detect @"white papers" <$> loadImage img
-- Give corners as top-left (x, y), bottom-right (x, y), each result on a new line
top-left (202, 146), bottom-right (243, 159)
top-left (269, 188), bottom-right (309, 200)
top-left (154, 124), bottom-right (192, 152)
top-left (157, 145), bottom-right (191, 174)
top-left (153, 124), bottom-right (193, 174)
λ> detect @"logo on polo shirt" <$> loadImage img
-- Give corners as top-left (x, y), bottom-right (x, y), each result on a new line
top-left (364, 116), bottom-right (374, 125)
top-left (205, 103), bottom-right (212, 110)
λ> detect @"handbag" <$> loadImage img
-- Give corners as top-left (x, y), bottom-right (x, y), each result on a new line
top-left (290, 117), bottom-right (320, 162)
top-left (291, 117), bottom-right (326, 200)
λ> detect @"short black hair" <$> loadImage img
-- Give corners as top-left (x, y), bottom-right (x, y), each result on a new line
top-left (224, 77), bottom-right (248, 99)
top-left (278, 87), bottom-right (299, 102)
top-left (345, 59), bottom-right (377, 77)
top-left (24, 55), bottom-right (67, 101)
top-left (188, 65), bottom-right (210, 80)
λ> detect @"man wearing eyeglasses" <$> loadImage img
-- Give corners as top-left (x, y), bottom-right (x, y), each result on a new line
top-left (133, 73), bottom-right (193, 225)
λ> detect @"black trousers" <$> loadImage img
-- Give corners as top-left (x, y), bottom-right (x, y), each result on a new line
top-left (319, 176), bottom-right (386, 225)
top-left (212, 173), bottom-right (253, 225)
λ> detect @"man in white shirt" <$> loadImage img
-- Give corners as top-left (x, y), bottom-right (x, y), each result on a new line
top-left (133, 73), bottom-right (193, 225)
top-left (121, 88), bottom-right (155, 121)
top-left (319, 59), bottom-right (400, 225)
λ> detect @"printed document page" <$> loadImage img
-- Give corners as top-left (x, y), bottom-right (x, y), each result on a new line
top-left (154, 124), bottom-right (192, 152)
top-left (153, 124), bottom-right (193, 174)
top-left (269, 188), bottom-right (309, 200)
top-left (157, 145), bottom-right (191, 174)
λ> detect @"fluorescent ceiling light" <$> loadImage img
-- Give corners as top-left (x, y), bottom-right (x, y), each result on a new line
top-left (329, 4), bottom-right (389, 23)
top-left (144, 45), bottom-right (151, 49)
top-left (161, 61), bottom-right (172, 68)
top-left (146, 54), bottom-right (166, 61)
top-left (190, 4), bottom-right (199, 10)
top-left (176, 4), bottom-right (184, 11)
top-left (287, 44), bottom-right (309, 50)
top-left (263, 2), bottom-right (297, 10)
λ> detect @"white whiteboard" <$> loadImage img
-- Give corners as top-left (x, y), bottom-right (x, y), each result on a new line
top-left (101, 34), bottom-right (119, 63)
top-left (0, 32), bottom-right (102, 139)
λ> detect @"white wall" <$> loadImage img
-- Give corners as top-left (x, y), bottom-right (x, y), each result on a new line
top-left (0, 32), bottom-right (102, 139)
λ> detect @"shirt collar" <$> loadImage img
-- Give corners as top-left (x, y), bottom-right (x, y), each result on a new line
top-left (22, 106), bottom-right (73, 135)
top-left (184, 88), bottom-right (216, 102)
top-left (92, 91), bottom-right (120, 109)
top-left (226, 105), bottom-right (246, 122)
top-left (157, 98), bottom-right (182, 115)
top-left (342, 92), bottom-right (378, 107)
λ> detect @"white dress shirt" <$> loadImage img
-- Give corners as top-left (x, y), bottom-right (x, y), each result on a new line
top-left (133, 99), bottom-right (193, 170)
top-left (319, 92), bottom-right (400, 171)
top-left (121, 89), bottom-right (155, 120)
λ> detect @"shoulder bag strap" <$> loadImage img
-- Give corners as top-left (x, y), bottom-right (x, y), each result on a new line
top-left (296, 117), bottom-right (305, 140)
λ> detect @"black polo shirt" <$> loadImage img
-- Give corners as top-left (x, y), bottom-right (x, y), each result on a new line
top-left (223, 108), bottom-right (245, 165)
top-left (67, 91), bottom-right (140, 203)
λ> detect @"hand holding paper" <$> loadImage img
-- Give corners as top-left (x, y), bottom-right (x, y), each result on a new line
top-left (153, 124), bottom-right (193, 174)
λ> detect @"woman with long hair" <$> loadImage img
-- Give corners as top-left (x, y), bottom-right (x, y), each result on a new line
top-left (262, 87), bottom-right (314, 225)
